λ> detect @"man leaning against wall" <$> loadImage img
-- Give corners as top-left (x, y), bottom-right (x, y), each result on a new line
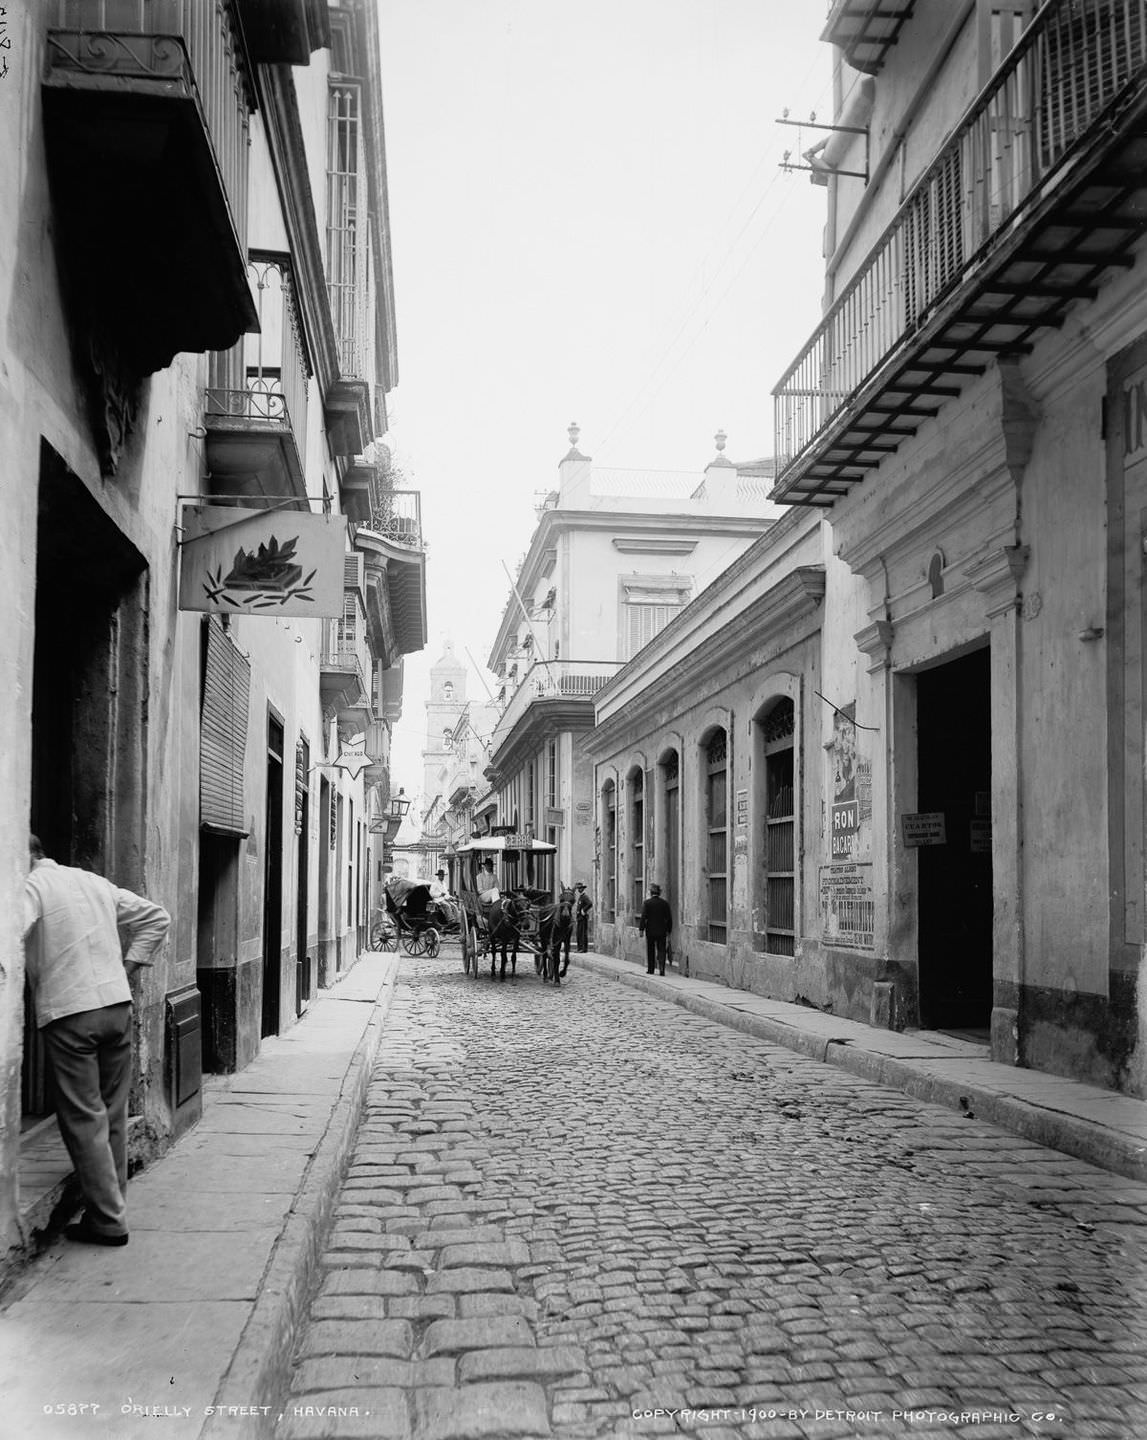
top-left (22, 835), bottom-right (170, 1247)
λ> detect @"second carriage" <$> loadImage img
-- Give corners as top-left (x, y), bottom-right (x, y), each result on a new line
top-left (454, 833), bottom-right (570, 979)
top-left (372, 876), bottom-right (460, 957)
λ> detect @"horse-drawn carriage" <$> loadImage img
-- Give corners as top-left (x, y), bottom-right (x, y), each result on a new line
top-left (455, 834), bottom-right (574, 984)
top-left (371, 877), bottom-right (460, 957)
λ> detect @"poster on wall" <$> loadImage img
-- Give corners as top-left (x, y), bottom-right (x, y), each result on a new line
top-left (820, 863), bottom-right (876, 950)
top-left (829, 703), bottom-right (861, 862)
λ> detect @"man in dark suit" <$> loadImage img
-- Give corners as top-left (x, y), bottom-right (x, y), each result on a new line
top-left (639, 883), bottom-right (673, 976)
top-left (574, 882), bottom-right (592, 952)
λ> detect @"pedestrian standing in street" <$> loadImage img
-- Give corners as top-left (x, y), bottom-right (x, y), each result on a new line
top-left (574, 881), bottom-right (592, 952)
top-left (22, 835), bottom-right (170, 1247)
top-left (639, 882), bottom-right (673, 976)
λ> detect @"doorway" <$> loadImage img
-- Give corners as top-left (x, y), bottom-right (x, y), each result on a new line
top-left (296, 738), bottom-right (311, 1014)
top-left (916, 646), bottom-right (993, 1031)
top-left (262, 715), bottom-right (284, 1037)
top-left (26, 446), bottom-right (146, 1118)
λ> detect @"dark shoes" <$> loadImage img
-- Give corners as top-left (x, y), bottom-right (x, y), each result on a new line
top-left (65, 1221), bottom-right (129, 1247)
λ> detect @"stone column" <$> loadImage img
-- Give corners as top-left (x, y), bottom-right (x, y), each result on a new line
top-left (964, 543), bottom-right (1030, 1066)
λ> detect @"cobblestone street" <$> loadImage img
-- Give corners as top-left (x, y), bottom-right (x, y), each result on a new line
top-left (277, 953), bottom-right (1147, 1440)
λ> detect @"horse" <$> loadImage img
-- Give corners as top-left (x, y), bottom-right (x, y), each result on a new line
top-left (537, 885), bottom-right (575, 985)
top-left (487, 893), bottom-right (527, 981)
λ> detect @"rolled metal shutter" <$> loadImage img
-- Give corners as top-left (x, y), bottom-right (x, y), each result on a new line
top-left (200, 617), bottom-right (251, 835)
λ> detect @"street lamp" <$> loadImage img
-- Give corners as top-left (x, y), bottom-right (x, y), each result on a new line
top-left (387, 788), bottom-right (411, 822)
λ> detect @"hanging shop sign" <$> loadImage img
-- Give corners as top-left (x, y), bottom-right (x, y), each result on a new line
top-left (333, 736), bottom-right (370, 781)
top-left (179, 506), bottom-right (347, 617)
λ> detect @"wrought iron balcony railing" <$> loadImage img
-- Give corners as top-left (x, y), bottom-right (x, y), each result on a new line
top-left (366, 489), bottom-right (423, 550)
top-left (774, 0), bottom-right (1147, 498)
top-left (491, 659), bottom-right (625, 751)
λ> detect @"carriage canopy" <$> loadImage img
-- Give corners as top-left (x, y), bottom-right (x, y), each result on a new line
top-left (455, 834), bottom-right (558, 898)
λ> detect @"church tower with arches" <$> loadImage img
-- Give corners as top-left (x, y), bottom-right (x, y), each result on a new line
top-left (422, 640), bottom-right (469, 812)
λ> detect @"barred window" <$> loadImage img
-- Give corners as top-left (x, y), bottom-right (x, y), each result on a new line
top-left (762, 699), bottom-right (796, 957)
top-left (629, 768), bottom-right (644, 916)
top-left (705, 729), bottom-right (728, 944)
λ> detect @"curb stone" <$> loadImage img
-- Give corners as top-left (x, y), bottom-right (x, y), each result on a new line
top-left (201, 957), bottom-right (400, 1440)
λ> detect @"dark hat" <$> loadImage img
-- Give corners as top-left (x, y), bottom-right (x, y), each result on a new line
top-left (436, 869), bottom-right (445, 877)
top-left (650, 883), bottom-right (662, 895)
top-left (575, 882), bottom-right (586, 890)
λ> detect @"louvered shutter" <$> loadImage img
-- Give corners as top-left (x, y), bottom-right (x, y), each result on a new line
top-left (200, 617), bottom-right (251, 835)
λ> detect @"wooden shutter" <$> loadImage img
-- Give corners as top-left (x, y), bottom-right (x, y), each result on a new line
top-left (201, 617), bottom-right (251, 835)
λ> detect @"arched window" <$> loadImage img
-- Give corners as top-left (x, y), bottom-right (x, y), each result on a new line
top-left (705, 729), bottom-right (728, 943)
top-left (602, 780), bottom-right (617, 922)
top-left (629, 768), bottom-right (644, 916)
top-left (761, 699), bottom-right (796, 956)
top-left (443, 680), bottom-right (454, 701)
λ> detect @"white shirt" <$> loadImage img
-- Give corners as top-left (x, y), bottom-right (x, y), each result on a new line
top-left (23, 860), bottom-right (170, 1027)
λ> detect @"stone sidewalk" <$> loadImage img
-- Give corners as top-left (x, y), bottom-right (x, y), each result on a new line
top-left (0, 951), bottom-right (400, 1440)
top-left (576, 949), bottom-right (1147, 1183)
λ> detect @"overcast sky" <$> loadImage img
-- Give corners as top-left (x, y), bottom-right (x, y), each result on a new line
top-left (376, 0), bottom-right (832, 808)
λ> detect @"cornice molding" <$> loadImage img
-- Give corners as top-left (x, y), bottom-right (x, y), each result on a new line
top-left (964, 544), bottom-right (1030, 620)
top-left (487, 697), bottom-right (596, 781)
top-left (590, 567), bottom-right (825, 749)
top-left (611, 537), bottom-right (698, 555)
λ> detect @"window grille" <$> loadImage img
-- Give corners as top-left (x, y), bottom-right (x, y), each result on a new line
top-left (546, 739), bottom-right (558, 809)
top-left (763, 699), bottom-right (797, 957)
top-left (706, 730), bottom-right (728, 943)
top-left (630, 770), bottom-right (644, 916)
top-left (326, 83), bottom-right (370, 378)
top-left (603, 783), bottom-right (617, 922)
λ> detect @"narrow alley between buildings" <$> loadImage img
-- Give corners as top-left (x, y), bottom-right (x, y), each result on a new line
top-left (276, 953), bottom-right (1147, 1440)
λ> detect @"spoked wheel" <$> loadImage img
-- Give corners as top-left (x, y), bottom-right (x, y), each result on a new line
top-left (403, 929), bottom-right (427, 957)
top-left (460, 914), bottom-right (473, 973)
top-left (424, 927), bottom-right (441, 958)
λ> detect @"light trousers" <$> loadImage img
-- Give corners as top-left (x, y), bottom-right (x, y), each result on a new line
top-left (42, 1002), bottom-right (132, 1236)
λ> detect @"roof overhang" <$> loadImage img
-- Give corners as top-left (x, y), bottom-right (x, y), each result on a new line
top-left (821, 0), bottom-right (915, 75)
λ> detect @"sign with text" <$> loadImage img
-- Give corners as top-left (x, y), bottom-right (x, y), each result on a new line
top-left (820, 863), bottom-right (876, 950)
top-left (901, 812), bottom-right (947, 847)
top-left (831, 800), bottom-right (859, 860)
top-left (180, 506), bottom-right (347, 617)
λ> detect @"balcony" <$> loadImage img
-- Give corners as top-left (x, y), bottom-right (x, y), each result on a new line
top-left (490, 659), bottom-right (625, 764)
top-left (355, 492), bottom-right (427, 659)
top-left (821, 0), bottom-right (914, 76)
top-left (320, 608), bottom-right (372, 735)
top-left (205, 255), bottom-right (309, 504)
top-left (362, 721), bottom-right (390, 789)
top-left (42, 1), bottom-right (257, 376)
top-left (773, 0), bottom-right (1147, 506)
top-left (234, 0), bottom-right (329, 64)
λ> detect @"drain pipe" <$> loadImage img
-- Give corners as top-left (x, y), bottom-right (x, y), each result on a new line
top-left (825, 0), bottom-right (976, 290)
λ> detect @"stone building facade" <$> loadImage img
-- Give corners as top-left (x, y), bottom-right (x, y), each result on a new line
top-left (0, 0), bottom-right (426, 1263)
top-left (588, 0), bottom-right (1147, 1097)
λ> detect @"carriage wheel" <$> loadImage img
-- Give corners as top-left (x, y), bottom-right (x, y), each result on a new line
top-left (460, 915), bottom-right (472, 973)
top-left (424, 927), bottom-right (441, 958)
top-left (403, 930), bottom-right (426, 957)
